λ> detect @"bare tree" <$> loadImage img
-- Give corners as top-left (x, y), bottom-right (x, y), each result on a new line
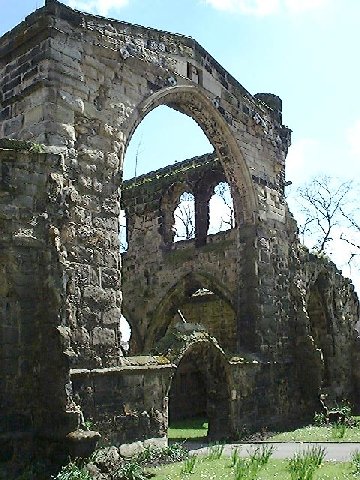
top-left (295, 175), bottom-right (360, 265)
top-left (213, 182), bottom-right (235, 230)
top-left (173, 192), bottom-right (195, 241)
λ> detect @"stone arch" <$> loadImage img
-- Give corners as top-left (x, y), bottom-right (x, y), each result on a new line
top-left (167, 339), bottom-right (233, 440)
top-left (193, 167), bottom-right (233, 245)
top-left (145, 271), bottom-right (236, 352)
top-left (124, 85), bottom-right (257, 226)
top-left (160, 181), bottom-right (194, 244)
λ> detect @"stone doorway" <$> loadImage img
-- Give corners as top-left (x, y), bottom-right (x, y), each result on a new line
top-left (168, 341), bottom-right (231, 441)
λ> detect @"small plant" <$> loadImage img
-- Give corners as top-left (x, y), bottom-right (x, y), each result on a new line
top-left (251, 444), bottom-right (274, 467)
top-left (352, 450), bottom-right (360, 474)
top-left (82, 419), bottom-right (94, 431)
top-left (331, 421), bottom-right (346, 439)
top-left (314, 412), bottom-right (326, 426)
top-left (29, 142), bottom-right (45, 153)
top-left (53, 460), bottom-right (91, 480)
top-left (181, 454), bottom-right (197, 475)
top-left (230, 448), bottom-right (240, 468)
top-left (233, 457), bottom-right (250, 480)
top-left (231, 445), bottom-right (274, 480)
top-left (135, 442), bottom-right (188, 466)
top-left (115, 460), bottom-right (147, 480)
top-left (288, 446), bottom-right (326, 480)
top-left (207, 443), bottom-right (224, 460)
top-left (236, 426), bottom-right (249, 441)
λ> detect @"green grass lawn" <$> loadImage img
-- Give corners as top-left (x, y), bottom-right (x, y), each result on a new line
top-left (168, 416), bottom-right (360, 443)
top-left (168, 417), bottom-right (208, 441)
top-left (268, 424), bottom-right (360, 442)
top-left (148, 457), bottom-right (356, 480)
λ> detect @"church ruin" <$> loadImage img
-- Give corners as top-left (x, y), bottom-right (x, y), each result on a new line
top-left (0, 0), bottom-right (359, 475)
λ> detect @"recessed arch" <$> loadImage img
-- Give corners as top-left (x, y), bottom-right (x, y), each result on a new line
top-left (144, 271), bottom-right (236, 352)
top-left (124, 85), bottom-right (257, 226)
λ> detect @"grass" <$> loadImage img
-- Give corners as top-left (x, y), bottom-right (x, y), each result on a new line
top-left (268, 424), bottom-right (360, 442)
top-left (148, 457), bottom-right (356, 480)
top-left (168, 417), bottom-right (208, 441)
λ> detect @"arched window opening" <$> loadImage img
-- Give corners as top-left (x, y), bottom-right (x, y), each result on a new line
top-left (124, 105), bottom-right (213, 180)
top-left (173, 192), bottom-right (195, 242)
top-left (208, 182), bottom-right (235, 235)
top-left (120, 315), bottom-right (131, 354)
top-left (119, 209), bottom-right (128, 253)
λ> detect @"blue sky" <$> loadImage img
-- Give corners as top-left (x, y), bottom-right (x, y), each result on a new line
top-left (2, 0), bottom-right (360, 294)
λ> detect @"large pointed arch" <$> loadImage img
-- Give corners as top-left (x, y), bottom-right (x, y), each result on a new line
top-left (144, 271), bottom-right (236, 352)
top-left (124, 85), bottom-right (258, 226)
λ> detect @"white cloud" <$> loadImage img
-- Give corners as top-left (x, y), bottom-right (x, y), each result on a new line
top-left (284, 0), bottom-right (328, 13)
top-left (204, 0), bottom-right (328, 16)
top-left (347, 119), bottom-right (360, 157)
top-left (203, 0), bottom-right (279, 15)
top-left (65, 0), bottom-right (129, 16)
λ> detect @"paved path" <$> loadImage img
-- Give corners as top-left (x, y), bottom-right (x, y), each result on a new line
top-left (187, 442), bottom-right (360, 462)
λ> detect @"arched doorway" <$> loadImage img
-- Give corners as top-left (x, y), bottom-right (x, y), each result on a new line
top-left (168, 341), bottom-right (232, 441)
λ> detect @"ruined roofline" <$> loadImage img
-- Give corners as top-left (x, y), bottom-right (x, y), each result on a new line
top-left (123, 152), bottom-right (219, 191)
top-left (0, 0), bottom-right (282, 124)
top-left (44, 0), bottom-right (256, 104)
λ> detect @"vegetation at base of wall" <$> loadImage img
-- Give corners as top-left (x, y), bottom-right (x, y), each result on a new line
top-left (135, 443), bottom-right (189, 466)
top-left (268, 423), bottom-right (360, 442)
top-left (115, 459), bottom-right (148, 480)
top-left (331, 422), bottom-right (347, 439)
top-left (0, 138), bottom-right (45, 153)
top-left (51, 444), bottom-right (188, 480)
top-left (268, 409), bottom-right (360, 442)
top-left (52, 460), bottom-right (92, 480)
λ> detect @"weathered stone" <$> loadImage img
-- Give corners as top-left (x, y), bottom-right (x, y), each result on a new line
top-left (0, 2), bottom-right (359, 478)
top-left (119, 441), bottom-right (144, 458)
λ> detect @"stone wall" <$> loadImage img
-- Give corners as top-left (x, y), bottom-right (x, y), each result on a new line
top-left (71, 357), bottom-right (173, 446)
top-left (0, 1), bottom-right (359, 476)
top-left (0, 143), bottom-right (82, 474)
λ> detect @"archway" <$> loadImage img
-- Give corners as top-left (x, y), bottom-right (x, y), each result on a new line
top-left (123, 105), bottom-right (213, 180)
top-left (168, 341), bottom-right (232, 441)
top-left (145, 272), bottom-right (236, 352)
top-left (124, 85), bottom-right (257, 226)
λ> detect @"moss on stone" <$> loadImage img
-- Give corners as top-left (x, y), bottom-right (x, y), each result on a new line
top-left (0, 138), bottom-right (44, 153)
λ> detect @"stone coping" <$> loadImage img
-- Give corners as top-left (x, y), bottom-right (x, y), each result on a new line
top-left (70, 356), bottom-right (174, 376)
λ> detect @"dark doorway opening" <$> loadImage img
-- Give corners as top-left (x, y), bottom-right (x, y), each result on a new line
top-left (168, 342), bottom-right (231, 442)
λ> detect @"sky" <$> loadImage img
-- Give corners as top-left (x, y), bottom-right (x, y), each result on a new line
top-left (2, 0), bottom-right (360, 301)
